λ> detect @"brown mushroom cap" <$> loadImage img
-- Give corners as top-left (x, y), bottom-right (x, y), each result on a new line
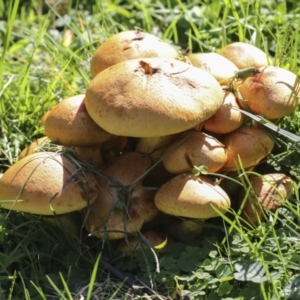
top-left (162, 131), bottom-right (228, 174)
top-left (203, 90), bottom-right (244, 134)
top-left (86, 57), bottom-right (224, 137)
top-left (43, 94), bottom-right (116, 168)
top-left (0, 152), bottom-right (98, 215)
top-left (218, 42), bottom-right (271, 69)
top-left (154, 174), bottom-right (231, 219)
top-left (18, 136), bottom-right (51, 160)
top-left (240, 173), bottom-right (294, 225)
top-left (43, 94), bottom-right (114, 146)
top-left (238, 66), bottom-right (300, 119)
top-left (187, 52), bottom-right (238, 82)
top-left (90, 30), bottom-right (179, 77)
top-left (221, 126), bottom-right (275, 171)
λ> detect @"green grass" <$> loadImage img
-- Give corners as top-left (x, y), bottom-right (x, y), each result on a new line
top-left (1, 0), bottom-right (300, 299)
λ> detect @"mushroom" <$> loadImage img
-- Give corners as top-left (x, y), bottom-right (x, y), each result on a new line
top-left (83, 152), bottom-right (159, 240)
top-left (162, 131), bottom-right (228, 174)
top-left (0, 152), bottom-right (98, 215)
top-left (85, 57), bottom-right (224, 157)
top-left (239, 173), bottom-right (294, 226)
top-left (154, 174), bottom-right (231, 219)
top-left (90, 29), bottom-right (179, 77)
top-left (221, 125), bottom-right (275, 171)
top-left (42, 94), bottom-right (115, 168)
top-left (218, 42), bottom-right (271, 69)
top-left (187, 52), bottom-right (239, 83)
top-left (238, 66), bottom-right (300, 119)
top-left (203, 90), bottom-right (244, 134)
top-left (18, 136), bottom-right (52, 160)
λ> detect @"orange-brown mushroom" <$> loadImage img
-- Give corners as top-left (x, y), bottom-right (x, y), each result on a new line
top-left (83, 152), bottom-right (159, 240)
top-left (90, 29), bottom-right (179, 77)
top-left (0, 152), bottom-right (98, 215)
top-left (43, 94), bottom-right (115, 168)
top-left (239, 173), bottom-right (294, 226)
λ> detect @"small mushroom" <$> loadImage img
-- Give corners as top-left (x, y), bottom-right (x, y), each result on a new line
top-left (83, 152), bottom-right (159, 240)
top-left (238, 66), bottom-right (300, 119)
top-left (154, 174), bottom-right (231, 219)
top-left (221, 126), bottom-right (275, 171)
top-left (162, 131), bottom-right (228, 174)
top-left (239, 173), bottom-right (294, 226)
top-left (219, 42), bottom-right (271, 69)
top-left (18, 136), bottom-right (51, 160)
top-left (203, 90), bottom-right (244, 134)
top-left (43, 94), bottom-right (115, 168)
top-left (187, 52), bottom-right (238, 83)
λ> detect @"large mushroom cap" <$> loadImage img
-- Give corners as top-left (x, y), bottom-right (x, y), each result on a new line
top-left (90, 30), bottom-right (179, 77)
top-left (0, 152), bottom-right (98, 215)
top-left (86, 57), bottom-right (224, 137)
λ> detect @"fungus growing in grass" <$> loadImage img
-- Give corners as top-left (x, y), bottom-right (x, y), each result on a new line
top-left (239, 173), bottom-right (294, 226)
top-left (18, 136), bottom-right (51, 160)
top-left (0, 152), bottom-right (98, 215)
top-left (219, 42), bottom-right (271, 69)
top-left (162, 131), bottom-right (227, 174)
top-left (203, 90), bottom-right (244, 134)
top-left (90, 29), bottom-right (179, 77)
top-left (238, 66), bottom-right (300, 120)
top-left (43, 94), bottom-right (115, 168)
top-left (86, 57), bottom-right (224, 157)
top-left (221, 126), bottom-right (275, 171)
top-left (187, 52), bottom-right (239, 83)
top-left (83, 152), bottom-right (159, 240)
top-left (154, 174), bottom-right (231, 219)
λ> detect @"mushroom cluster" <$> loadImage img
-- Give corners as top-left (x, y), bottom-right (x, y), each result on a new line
top-left (0, 30), bottom-right (298, 248)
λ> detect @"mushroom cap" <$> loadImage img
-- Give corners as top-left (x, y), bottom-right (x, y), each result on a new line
top-left (218, 42), bottom-right (270, 69)
top-left (162, 131), bottom-right (227, 174)
top-left (0, 152), bottom-right (98, 215)
top-left (43, 94), bottom-right (114, 146)
top-left (154, 174), bottom-right (231, 219)
top-left (240, 173), bottom-right (294, 225)
top-left (221, 126), bottom-right (275, 171)
top-left (90, 30), bottom-right (179, 77)
top-left (18, 136), bottom-right (51, 160)
top-left (187, 52), bottom-right (238, 82)
top-left (203, 90), bottom-right (244, 134)
top-left (86, 57), bottom-right (224, 137)
top-left (238, 66), bottom-right (300, 119)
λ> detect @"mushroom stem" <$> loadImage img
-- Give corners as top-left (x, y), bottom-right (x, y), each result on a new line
top-left (75, 145), bottom-right (104, 169)
top-left (135, 135), bottom-right (175, 162)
